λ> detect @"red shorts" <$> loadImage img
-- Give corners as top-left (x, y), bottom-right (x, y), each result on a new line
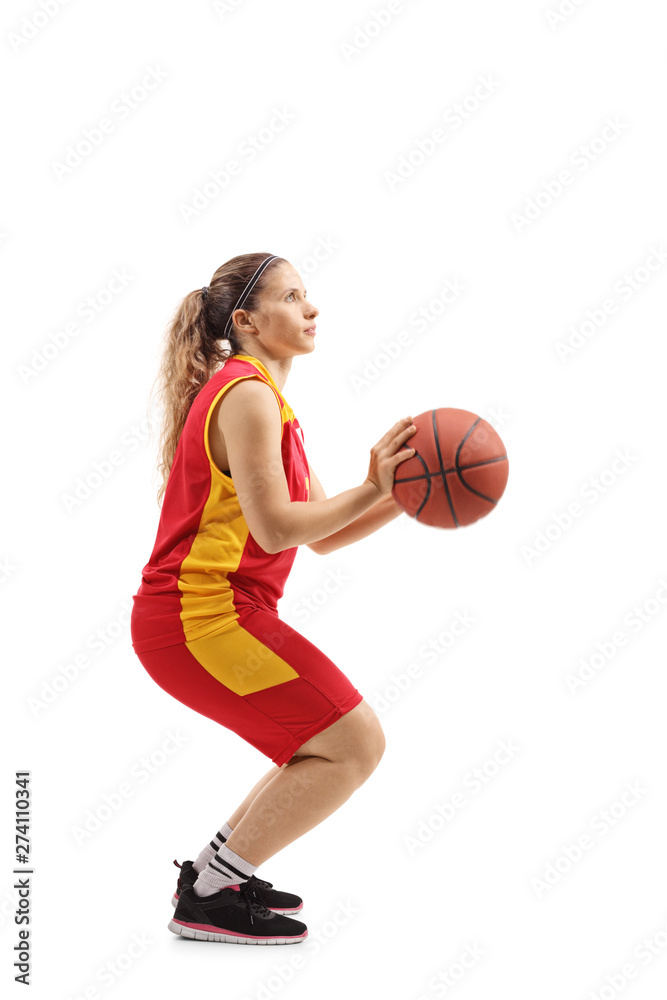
top-left (132, 607), bottom-right (363, 767)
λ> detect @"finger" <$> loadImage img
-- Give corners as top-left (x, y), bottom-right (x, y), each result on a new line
top-left (392, 445), bottom-right (416, 466)
top-left (376, 416), bottom-right (414, 448)
top-left (397, 423), bottom-right (417, 442)
top-left (388, 423), bottom-right (417, 452)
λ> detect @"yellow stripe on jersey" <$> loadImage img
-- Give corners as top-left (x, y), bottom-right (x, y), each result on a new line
top-left (177, 366), bottom-right (289, 644)
top-left (176, 475), bottom-right (246, 643)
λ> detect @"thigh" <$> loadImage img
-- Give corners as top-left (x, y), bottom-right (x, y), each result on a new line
top-left (135, 639), bottom-right (291, 762)
top-left (135, 610), bottom-right (363, 768)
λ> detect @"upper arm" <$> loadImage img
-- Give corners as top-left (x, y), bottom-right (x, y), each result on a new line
top-left (215, 378), bottom-right (291, 553)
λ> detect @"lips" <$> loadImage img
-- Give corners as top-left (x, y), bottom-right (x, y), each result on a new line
top-left (304, 326), bottom-right (316, 334)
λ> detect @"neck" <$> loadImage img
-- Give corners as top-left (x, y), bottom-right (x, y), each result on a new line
top-left (238, 347), bottom-right (292, 391)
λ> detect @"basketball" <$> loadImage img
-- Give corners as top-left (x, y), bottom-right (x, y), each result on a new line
top-left (392, 408), bottom-right (509, 528)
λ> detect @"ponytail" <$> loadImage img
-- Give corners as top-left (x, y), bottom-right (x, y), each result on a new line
top-left (151, 252), bottom-right (283, 505)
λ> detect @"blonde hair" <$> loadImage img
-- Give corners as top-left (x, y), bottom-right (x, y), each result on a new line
top-left (151, 252), bottom-right (283, 505)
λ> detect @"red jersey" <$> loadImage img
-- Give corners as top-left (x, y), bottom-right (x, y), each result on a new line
top-left (131, 354), bottom-right (310, 653)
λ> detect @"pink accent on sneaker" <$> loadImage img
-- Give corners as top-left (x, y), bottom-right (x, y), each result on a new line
top-left (171, 918), bottom-right (306, 940)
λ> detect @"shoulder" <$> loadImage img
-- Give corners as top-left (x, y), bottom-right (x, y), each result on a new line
top-left (208, 356), bottom-right (257, 388)
top-left (217, 374), bottom-right (281, 426)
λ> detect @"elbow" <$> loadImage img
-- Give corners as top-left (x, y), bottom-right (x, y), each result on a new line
top-left (250, 512), bottom-right (293, 555)
top-left (259, 526), bottom-right (293, 555)
top-left (264, 536), bottom-right (333, 556)
top-left (260, 536), bottom-right (285, 555)
top-left (307, 538), bottom-right (334, 555)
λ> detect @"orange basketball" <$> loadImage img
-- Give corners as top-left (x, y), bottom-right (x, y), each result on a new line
top-left (392, 408), bottom-right (509, 528)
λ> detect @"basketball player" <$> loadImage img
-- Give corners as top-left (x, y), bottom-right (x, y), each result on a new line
top-left (130, 252), bottom-right (417, 945)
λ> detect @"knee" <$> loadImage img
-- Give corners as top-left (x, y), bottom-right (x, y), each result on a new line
top-left (349, 705), bottom-right (386, 781)
top-left (289, 700), bottom-right (386, 780)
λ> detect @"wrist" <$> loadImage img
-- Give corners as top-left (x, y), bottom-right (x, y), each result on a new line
top-left (361, 477), bottom-right (385, 501)
top-left (375, 488), bottom-right (398, 508)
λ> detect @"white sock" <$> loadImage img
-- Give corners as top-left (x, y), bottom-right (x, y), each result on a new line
top-left (194, 842), bottom-right (257, 896)
top-left (192, 821), bottom-right (234, 874)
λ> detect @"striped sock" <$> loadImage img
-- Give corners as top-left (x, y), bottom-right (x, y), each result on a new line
top-left (194, 842), bottom-right (257, 896)
top-left (192, 821), bottom-right (234, 874)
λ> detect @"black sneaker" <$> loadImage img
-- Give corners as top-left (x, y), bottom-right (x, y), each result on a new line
top-left (168, 881), bottom-right (308, 945)
top-left (171, 860), bottom-right (303, 915)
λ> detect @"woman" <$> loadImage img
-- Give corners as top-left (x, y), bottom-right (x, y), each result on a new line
top-left (130, 251), bottom-right (417, 945)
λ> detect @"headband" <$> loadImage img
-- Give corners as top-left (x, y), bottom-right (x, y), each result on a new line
top-left (223, 255), bottom-right (279, 341)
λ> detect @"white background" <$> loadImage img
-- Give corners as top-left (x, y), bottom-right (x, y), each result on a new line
top-left (2, 0), bottom-right (667, 997)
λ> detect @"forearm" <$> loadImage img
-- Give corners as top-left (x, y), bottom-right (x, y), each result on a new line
top-left (268, 481), bottom-right (383, 553)
top-left (312, 492), bottom-right (403, 554)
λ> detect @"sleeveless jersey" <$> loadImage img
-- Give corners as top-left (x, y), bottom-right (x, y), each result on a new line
top-left (131, 355), bottom-right (310, 652)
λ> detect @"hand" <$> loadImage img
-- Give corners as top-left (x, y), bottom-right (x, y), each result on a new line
top-left (364, 416), bottom-right (417, 496)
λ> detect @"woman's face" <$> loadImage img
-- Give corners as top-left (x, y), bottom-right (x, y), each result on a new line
top-left (236, 261), bottom-right (319, 360)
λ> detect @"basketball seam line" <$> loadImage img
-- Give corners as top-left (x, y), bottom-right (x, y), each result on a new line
top-left (397, 443), bottom-right (432, 517)
top-left (394, 454), bottom-right (508, 483)
top-left (455, 418), bottom-right (500, 504)
top-left (431, 409), bottom-right (459, 528)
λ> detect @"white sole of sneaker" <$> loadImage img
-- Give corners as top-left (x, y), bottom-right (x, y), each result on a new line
top-left (170, 893), bottom-right (302, 915)
top-left (168, 918), bottom-right (307, 945)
